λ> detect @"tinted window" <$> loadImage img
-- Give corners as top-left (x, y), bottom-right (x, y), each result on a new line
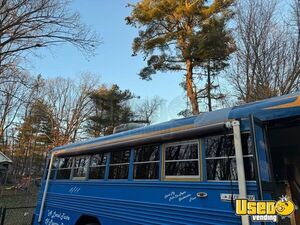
top-left (110, 150), bottom-right (130, 164)
top-left (205, 133), bottom-right (255, 180)
top-left (56, 157), bottom-right (73, 179)
top-left (134, 145), bottom-right (159, 179)
top-left (206, 158), bottom-right (237, 180)
top-left (109, 164), bottom-right (129, 179)
top-left (73, 156), bottom-right (89, 179)
top-left (89, 153), bottom-right (107, 179)
top-left (134, 145), bottom-right (159, 162)
top-left (165, 161), bottom-right (199, 176)
top-left (205, 134), bottom-right (253, 158)
top-left (205, 136), bottom-right (235, 158)
top-left (165, 143), bottom-right (198, 160)
top-left (164, 141), bottom-right (199, 177)
top-left (59, 157), bottom-right (73, 168)
top-left (50, 157), bottom-right (59, 179)
top-left (44, 157), bottom-right (59, 180)
top-left (109, 150), bottom-right (130, 179)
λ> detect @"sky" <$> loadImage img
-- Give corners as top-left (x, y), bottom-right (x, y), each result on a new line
top-left (28, 0), bottom-right (187, 123)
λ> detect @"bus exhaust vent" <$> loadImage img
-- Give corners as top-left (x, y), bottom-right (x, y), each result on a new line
top-left (113, 123), bottom-right (147, 134)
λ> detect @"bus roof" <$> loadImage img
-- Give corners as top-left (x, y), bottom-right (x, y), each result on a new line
top-left (53, 92), bottom-right (300, 156)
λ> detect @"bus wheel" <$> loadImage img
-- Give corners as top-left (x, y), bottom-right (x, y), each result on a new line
top-left (75, 215), bottom-right (101, 225)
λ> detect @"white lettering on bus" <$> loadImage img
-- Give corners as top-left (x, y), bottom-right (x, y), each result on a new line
top-left (164, 191), bottom-right (197, 203)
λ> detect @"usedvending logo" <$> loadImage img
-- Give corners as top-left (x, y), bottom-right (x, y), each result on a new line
top-left (235, 196), bottom-right (295, 222)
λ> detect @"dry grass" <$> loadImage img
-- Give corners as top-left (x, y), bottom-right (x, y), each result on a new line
top-left (0, 185), bottom-right (39, 225)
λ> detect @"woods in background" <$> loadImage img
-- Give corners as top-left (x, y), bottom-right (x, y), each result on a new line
top-left (0, 0), bottom-right (300, 183)
top-left (231, 0), bottom-right (300, 103)
top-left (0, 0), bottom-right (98, 183)
top-left (0, 0), bottom-right (161, 183)
top-left (0, 74), bottom-right (162, 183)
top-left (127, 0), bottom-right (300, 112)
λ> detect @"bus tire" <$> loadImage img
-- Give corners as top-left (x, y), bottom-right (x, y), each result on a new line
top-left (75, 215), bottom-right (101, 225)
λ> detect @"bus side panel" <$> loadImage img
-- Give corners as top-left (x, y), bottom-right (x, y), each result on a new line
top-left (32, 206), bottom-right (135, 225)
top-left (33, 181), bottom-right (258, 225)
top-left (33, 206), bottom-right (79, 225)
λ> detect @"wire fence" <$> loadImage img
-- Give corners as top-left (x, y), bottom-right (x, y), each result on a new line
top-left (0, 206), bottom-right (36, 225)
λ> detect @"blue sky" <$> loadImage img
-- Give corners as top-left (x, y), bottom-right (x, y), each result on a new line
top-left (28, 0), bottom-right (187, 122)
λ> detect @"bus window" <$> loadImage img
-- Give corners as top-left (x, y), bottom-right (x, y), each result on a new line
top-left (50, 157), bottom-right (59, 179)
top-left (44, 157), bottom-right (59, 180)
top-left (89, 153), bottom-right (107, 179)
top-left (205, 133), bottom-right (255, 181)
top-left (109, 150), bottom-right (130, 179)
top-left (164, 140), bottom-right (200, 180)
top-left (133, 145), bottom-right (159, 179)
top-left (56, 157), bottom-right (73, 179)
top-left (73, 156), bottom-right (89, 180)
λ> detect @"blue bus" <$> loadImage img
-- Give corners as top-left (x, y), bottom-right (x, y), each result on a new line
top-left (33, 93), bottom-right (300, 225)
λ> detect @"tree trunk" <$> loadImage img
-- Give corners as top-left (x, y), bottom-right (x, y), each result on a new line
top-left (207, 64), bottom-right (212, 112)
top-left (186, 59), bottom-right (199, 115)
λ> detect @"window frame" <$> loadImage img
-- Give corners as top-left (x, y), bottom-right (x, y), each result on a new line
top-left (133, 144), bottom-right (160, 180)
top-left (56, 157), bottom-right (74, 180)
top-left (162, 139), bottom-right (202, 181)
top-left (108, 149), bottom-right (131, 180)
top-left (204, 132), bottom-right (255, 182)
top-left (44, 156), bottom-right (59, 180)
top-left (50, 157), bottom-right (59, 180)
top-left (72, 155), bottom-right (90, 181)
top-left (88, 153), bottom-right (107, 180)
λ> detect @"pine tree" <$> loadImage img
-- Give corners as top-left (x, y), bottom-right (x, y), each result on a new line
top-left (126, 0), bottom-right (235, 114)
top-left (17, 100), bottom-right (54, 177)
top-left (191, 17), bottom-right (235, 111)
top-left (87, 85), bottom-right (135, 136)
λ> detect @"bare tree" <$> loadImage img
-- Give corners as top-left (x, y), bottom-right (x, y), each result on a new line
top-left (0, 71), bottom-right (41, 142)
top-left (3, 74), bottom-right (96, 179)
top-left (0, 0), bottom-right (100, 142)
top-left (43, 74), bottom-right (98, 145)
top-left (0, 0), bottom-right (99, 75)
top-left (230, 0), bottom-right (300, 103)
top-left (135, 96), bottom-right (162, 125)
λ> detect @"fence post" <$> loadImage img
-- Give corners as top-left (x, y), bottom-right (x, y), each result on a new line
top-left (0, 207), bottom-right (6, 225)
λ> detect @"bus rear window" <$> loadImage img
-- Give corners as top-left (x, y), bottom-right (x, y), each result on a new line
top-left (56, 157), bottom-right (73, 179)
top-left (134, 145), bottom-right (159, 179)
top-left (109, 150), bottom-right (130, 179)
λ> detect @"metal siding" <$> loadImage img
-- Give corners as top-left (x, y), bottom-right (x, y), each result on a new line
top-left (229, 92), bottom-right (300, 121)
top-left (34, 181), bottom-right (258, 225)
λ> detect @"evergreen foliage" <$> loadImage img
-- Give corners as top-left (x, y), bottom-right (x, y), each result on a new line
top-left (126, 0), bottom-right (235, 113)
top-left (88, 84), bottom-right (135, 136)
